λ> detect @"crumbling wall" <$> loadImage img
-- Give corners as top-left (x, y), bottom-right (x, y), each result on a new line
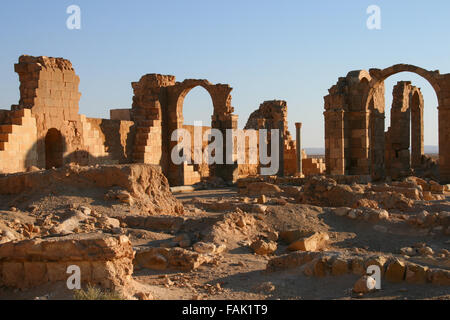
top-left (13, 55), bottom-right (86, 168)
top-left (166, 79), bottom-right (238, 185)
top-left (0, 109), bottom-right (38, 173)
top-left (0, 234), bottom-right (134, 290)
top-left (410, 88), bottom-right (425, 169)
top-left (182, 124), bottom-right (212, 182)
top-left (245, 100), bottom-right (296, 176)
top-left (324, 64), bottom-right (450, 183)
top-left (0, 55), bottom-right (142, 174)
top-left (385, 82), bottom-right (413, 178)
top-left (131, 74), bottom-right (171, 168)
top-left (86, 118), bottom-right (136, 164)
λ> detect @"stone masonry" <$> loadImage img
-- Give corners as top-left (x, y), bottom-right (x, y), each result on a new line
top-left (324, 64), bottom-right (450, 183)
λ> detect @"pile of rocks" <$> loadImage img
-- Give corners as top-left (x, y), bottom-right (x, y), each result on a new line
top-left (407, 211), bottom-right (450, 234)
top-left (332, 207), bottom-right (390, 222)
top-left (0, 164), bottom-right (184, 215)
top-left (267, 251), bottom-right (450, 286)
top-left (297, 176), bottom-right (447, 210)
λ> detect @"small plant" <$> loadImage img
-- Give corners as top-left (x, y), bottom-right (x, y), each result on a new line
top-left (73, 285), bottom-right (124, 300)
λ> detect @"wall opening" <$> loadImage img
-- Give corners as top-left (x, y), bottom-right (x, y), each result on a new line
top-left (382, 72), bottom-right (438, 178)
top-left (45, 128), bottom-right (64, 169)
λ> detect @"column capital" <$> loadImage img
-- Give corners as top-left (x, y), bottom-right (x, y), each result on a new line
top-left (295, 122), bottom-right (303, 129)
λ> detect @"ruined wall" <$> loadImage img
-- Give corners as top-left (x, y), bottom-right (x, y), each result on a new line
top-left (166, 79), bottom-right (238, 185)
top-left (385, 82), bottom-right (411, 178)
top-left (303, 158), bottom-right (326, 176)
top-left (0, 109), bottom-right (37, 173)
top-left (110, 109), bottom-right (131, 121)
top-left (0, 234), bottom-right (134, 290)
top-left (131, 74), bottom-right (172, 168)
top-left (385, 82), bottom-right (425, 179)
top-left (86, 118), bottom-right (136, 164)
top-left (13, 55), bottom-right (85, 168)
top-left (410, 88), bottom-right (425, 169)
top-left (182, 124), bottom-right (212, 183)
top-left (245, 100), bottom-right (297, 176)
top-left (0, 55), bottom-right (141, 174)
top-left (324, 64), bottom-right (450, 182)
top-left (130, 75), bottom-right (239, 186)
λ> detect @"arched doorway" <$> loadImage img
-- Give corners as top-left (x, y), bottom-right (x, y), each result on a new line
top-left (168, 84), bottom-right (215, 186)
top-left (368, 68), bottom-right (440, 179)
top-left (45, 128), bottom-right (64, 169)
top-left (324, 64), bottom-right (450, 182)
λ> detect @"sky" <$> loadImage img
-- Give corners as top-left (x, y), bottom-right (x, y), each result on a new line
top-left (0, 0), bottom-right (449, 148)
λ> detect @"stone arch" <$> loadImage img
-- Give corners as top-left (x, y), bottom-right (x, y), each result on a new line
top-left (45, 128), bottom-right (64, 169)
top-left (366, 64), bottom-right (442, 108)
top-left (324, 63), bottom-right (450, 182)
top-left (165, 79), bottom-right (237, 185)
top-left (367, 67), bottom-right (439, 178)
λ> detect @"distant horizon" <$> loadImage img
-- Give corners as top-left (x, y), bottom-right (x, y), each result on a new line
top-left (304, 145), bottom-right (440, 155)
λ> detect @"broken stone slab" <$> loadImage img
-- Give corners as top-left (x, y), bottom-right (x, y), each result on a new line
top-left (287, 232), bottom-right (329, 252)
top-left (279, 229), bottom-right (313, 244)
top-left (266, 251), bottom-right (320, 271)
top-left (250, 239), bottom-right (277, 255)
top-left (427, 268), bottom-right (450, 286)
top-left (240, 182), bottom-right (282, 196)
top-left (0, 223), bottom-right (21, 244)
top-left (120, 215), bottom-right (186, 232)
top-left (98, 216), bottom-right (121, 229)
top-left (51, 210), bottom-right (88, 235)
top-left (134, 247), bottom-right (214, 271)
top-left (193, 242), bottom-right (216, 254)
top-left (333, 207), bottom-right (351, 217)
top-left (331, 257), bottom-right (350, 276)
top-left (384, 258), bottom-right (407, 283)
top-left (405, 262), bottom-right (429, 284)
top-left (303, 256), bottom-right (331, 277)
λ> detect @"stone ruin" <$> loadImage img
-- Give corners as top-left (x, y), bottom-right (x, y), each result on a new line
top-left (0, 57), bottom-right (449, 299)
top-left (324, 64), bottom-right (450, 183)
top-left (0, 55), bottom-right (324, 185)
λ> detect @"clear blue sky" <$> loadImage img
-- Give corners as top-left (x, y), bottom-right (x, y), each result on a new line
top-left (1, 0), bottom-right (449, 147)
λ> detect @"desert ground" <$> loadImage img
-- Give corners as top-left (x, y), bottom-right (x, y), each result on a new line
top-left (0, 163), bottom-right (448, 300)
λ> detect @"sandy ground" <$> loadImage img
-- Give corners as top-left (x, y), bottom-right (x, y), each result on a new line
top-left (0, 186), bottom-right (448, 300)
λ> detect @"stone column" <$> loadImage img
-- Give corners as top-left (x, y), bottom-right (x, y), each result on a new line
top-left (324, 109), bottom-right (345, 175)
top-left (277, 120), bottom-right (285, 177)
top-left (295, 122), bottom-right (303, 176)
top-left (411, 94), bottom-right (424, 169)
top-left (439, 106), bottom-right (450, 183)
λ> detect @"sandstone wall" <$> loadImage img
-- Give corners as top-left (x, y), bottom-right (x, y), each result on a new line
top-left (86, 118), bottom-right (136, 164)
top-left (244, 100), bottom-right (298, 176)
top-left (0, 109), bottom-right (38, 173)
top-left (0, 233), bottom-right (134, 290)
top-left (324, 64), bottom-right (448, 181)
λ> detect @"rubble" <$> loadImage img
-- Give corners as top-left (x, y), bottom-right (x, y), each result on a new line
top-left (287, 232), bottom-right (329, 252)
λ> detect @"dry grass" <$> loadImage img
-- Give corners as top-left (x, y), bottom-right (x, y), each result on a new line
top-left (73, 285), bottom-right (124, 300)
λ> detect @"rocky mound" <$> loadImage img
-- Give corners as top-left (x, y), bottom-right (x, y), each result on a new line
top-left (0, 164), bottom-right (184, 216)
